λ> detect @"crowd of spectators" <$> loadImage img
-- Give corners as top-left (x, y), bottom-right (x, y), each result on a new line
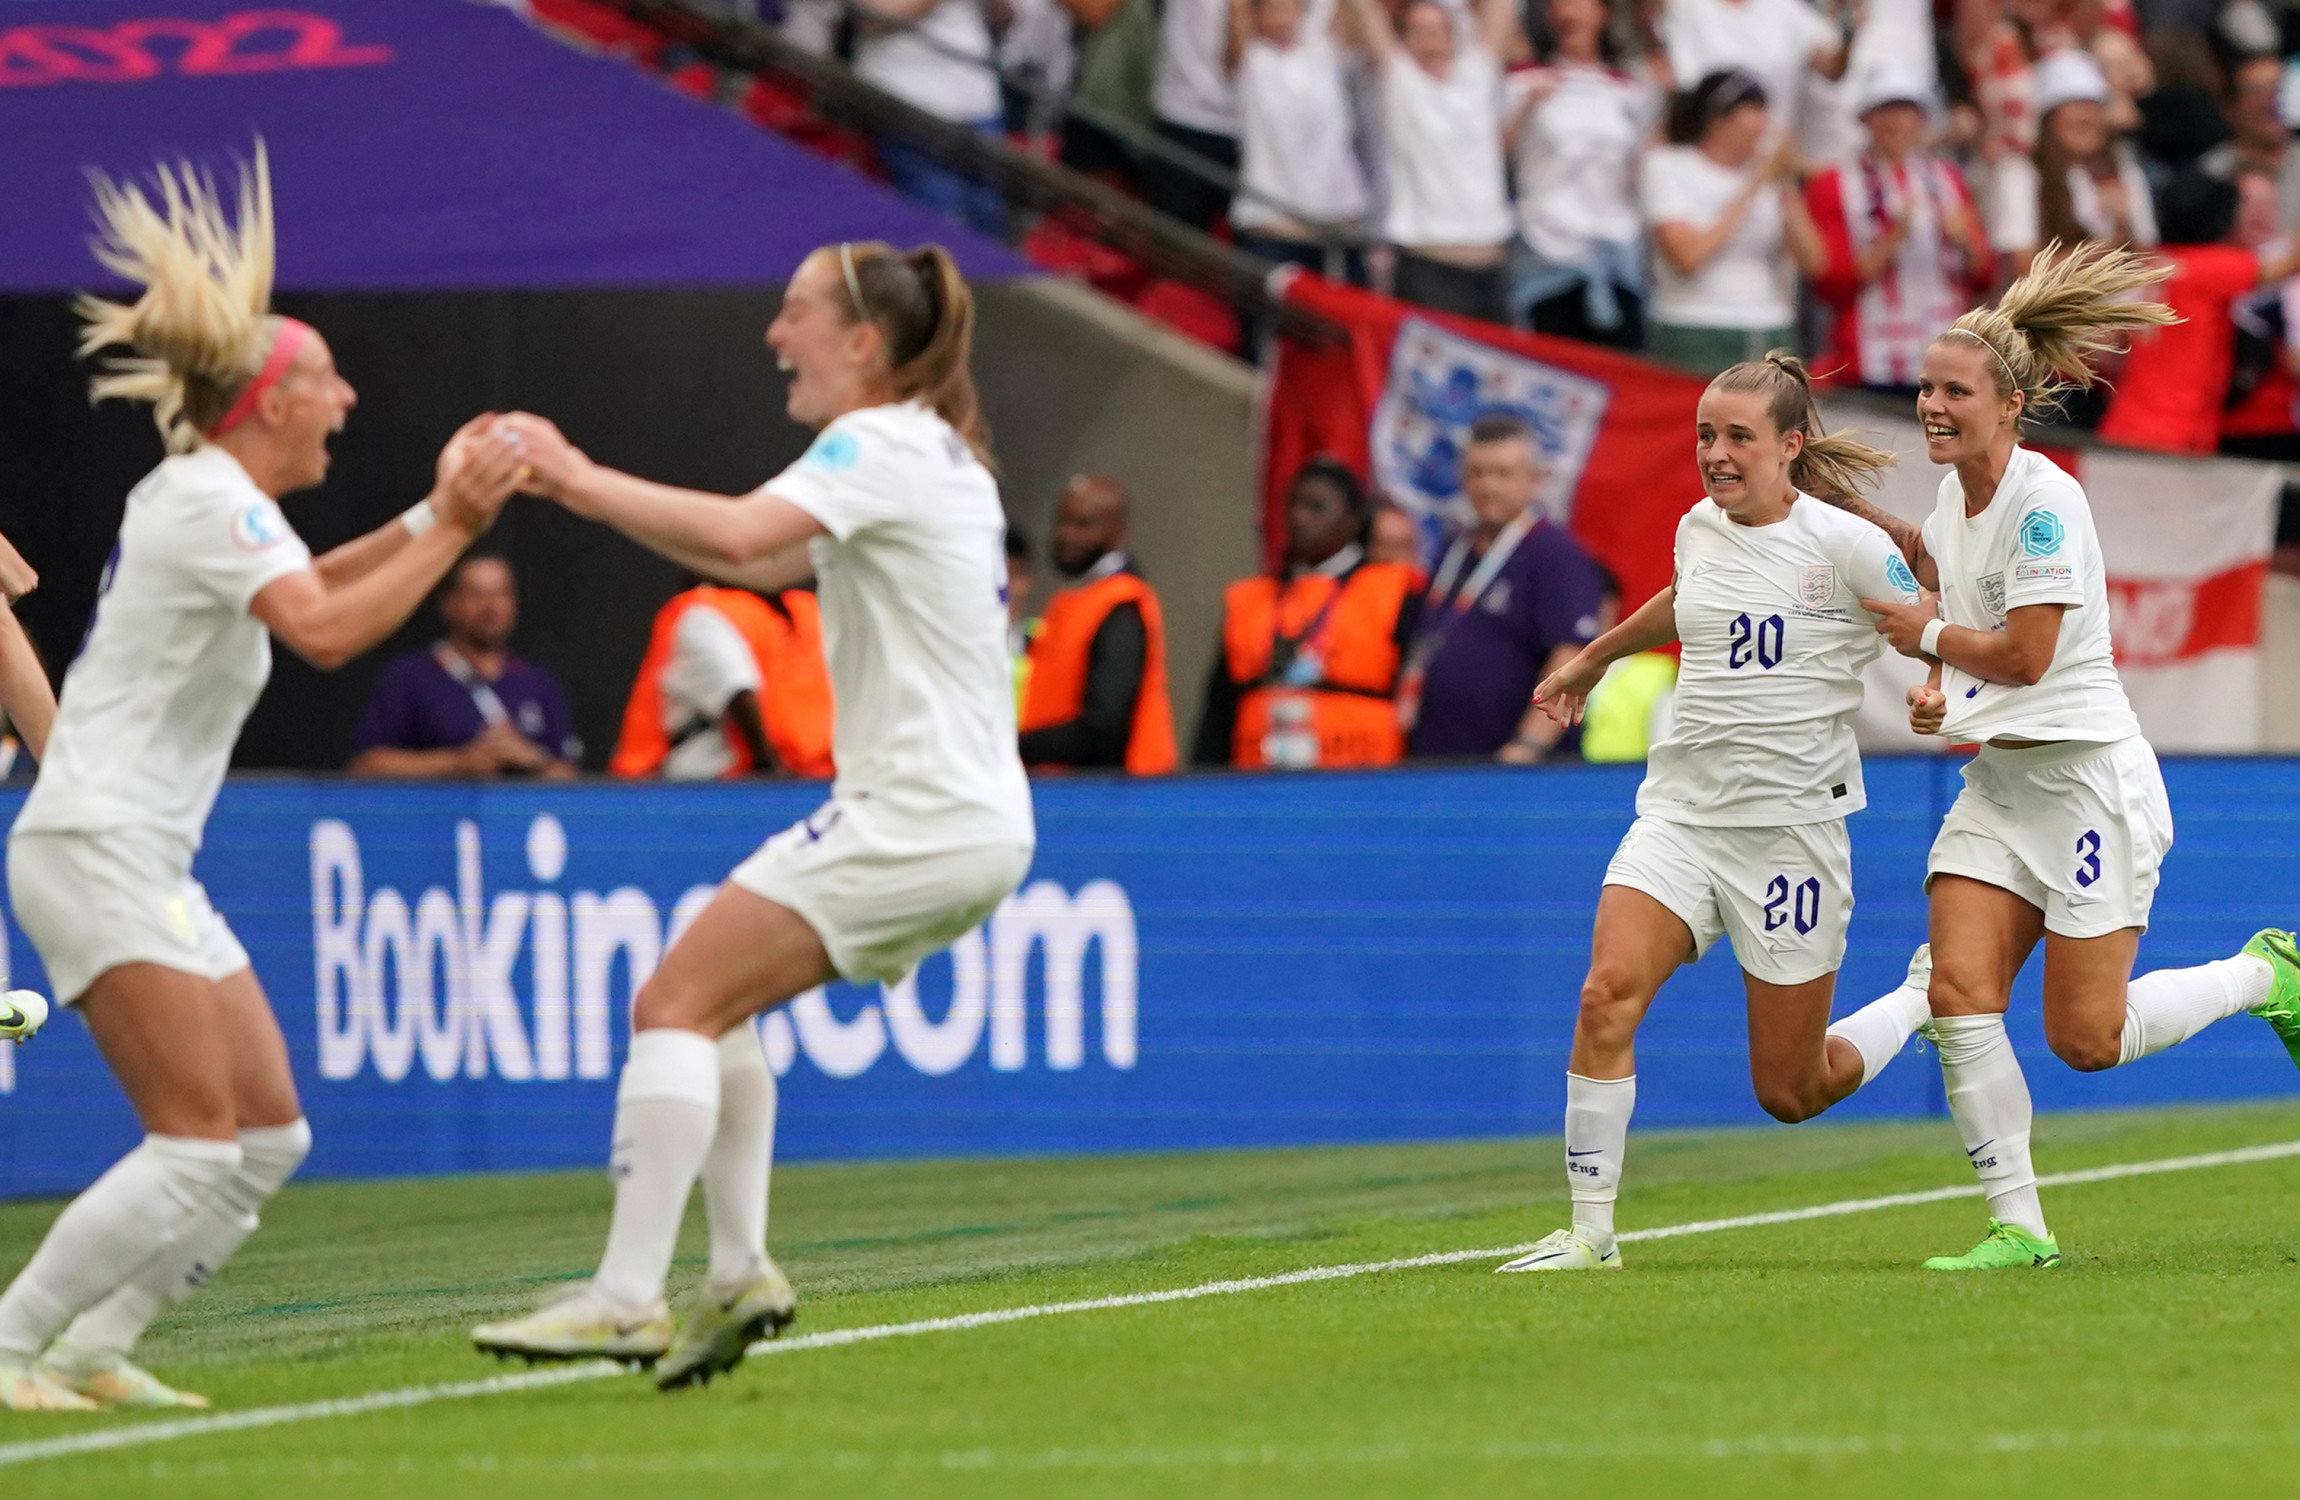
top-left (770, 0), bottom-right (2300, 448)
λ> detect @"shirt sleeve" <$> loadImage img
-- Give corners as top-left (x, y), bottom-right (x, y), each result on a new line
top-left (1522, 534), bottom-right (1608, 656)
top-left (189, 490), bottom-right (314, 615)
top-left (537, 672), bottom-right (583, 764)
top-left (1839, 521), bottom-right (1923, 615)
top-left (2000, 486), bottom-right (2088, 609)
top-left (762, 415), bottom-right (910, 542)
top-left (1987, 155), bottom-right (2039, 254)
top-left (1639, 149), bottom-right (1687, 226)
top-left (671, 604), bottom-right (764, 718)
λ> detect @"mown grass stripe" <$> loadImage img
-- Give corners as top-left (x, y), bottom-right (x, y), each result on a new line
top-left (2, 1136), bottom-right (2295, 1469)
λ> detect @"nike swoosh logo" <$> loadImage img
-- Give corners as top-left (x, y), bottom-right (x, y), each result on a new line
top-left (1966, 1139), bottom-right (1994, 1157)
top-left (1965, 685), bottom-right (1982, 698)
top-left (0, 1005), bottom-right (26, 1031)
top-left (1566, 1149), bottom-right (1604, 1158)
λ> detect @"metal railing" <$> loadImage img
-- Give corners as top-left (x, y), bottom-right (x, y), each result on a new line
top-left (601, 0), bottom-right (1344, 344)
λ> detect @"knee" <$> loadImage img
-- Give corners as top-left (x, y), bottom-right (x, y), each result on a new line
top-left (1754, 1081), bottom-right (1829, 1124)
top-left (1576, 968), bottom-right (1648, 1046)
top-left (1925, 967), bottom-right (2003, 1020)
top-left (2045, 1021), bottom-right (2121, 1073)
top-left (632, 973), bottom-right (703, 1033)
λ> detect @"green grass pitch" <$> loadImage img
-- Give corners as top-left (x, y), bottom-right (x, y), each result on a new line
top-left (2, 1101), bottom-right (2298, 1497)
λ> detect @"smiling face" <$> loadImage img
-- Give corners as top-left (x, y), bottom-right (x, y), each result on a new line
top-left (1916, 337), bottom-right (2023, 467)
top-left (263, 330), bottom-right (357, 494)
top-left (1694, 387), bottom-right (1798, 517)
top-left (766, 250), bottom-right (885, 429)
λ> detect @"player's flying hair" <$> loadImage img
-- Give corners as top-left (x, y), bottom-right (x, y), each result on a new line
top-left (1707, 350), bottom-right (1896, 501)
top-left (1938, 239), bottom-right (2177, 423)
top-left (76, 143), bottom-right (289, 454)
top-left (834, 240), bottom-right (991, 463)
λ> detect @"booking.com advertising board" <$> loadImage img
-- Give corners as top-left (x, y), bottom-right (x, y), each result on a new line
top-left (0, 763), bottom-right (2294, 1198)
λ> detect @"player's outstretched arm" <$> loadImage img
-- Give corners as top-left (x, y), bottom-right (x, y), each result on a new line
top-left (251, 428), bottom-right (523, 670)
top-left (1532, 584), bottom-right (1677, 727)
top-left (1862, 594), bottom-right (2065, 686)
top-left (0, 607), bottom-right (54, 762)
top-left (310, 415), bottom-right (506, 588)
top-left (500, 414), bottom-right (824, 590)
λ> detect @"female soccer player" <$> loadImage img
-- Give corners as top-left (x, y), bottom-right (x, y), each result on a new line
top-left (1499, 353), bottom-right (1934, 1273)
top-left (0, 151), bottom-right (522, 1411)
top-left (1863, 243), bottom-right (2300, 1271)
top-left (471, 241), bottom-right (1033, 1390)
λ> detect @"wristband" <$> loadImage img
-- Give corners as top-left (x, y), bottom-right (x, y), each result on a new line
top-left (400, 499), bottom-right (438, 538)
top-left (1919, 617), bottom-right (1945, 657)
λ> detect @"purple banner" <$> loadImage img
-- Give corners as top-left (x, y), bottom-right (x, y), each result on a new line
top-left (0, 0), bottom-right (1030, 292)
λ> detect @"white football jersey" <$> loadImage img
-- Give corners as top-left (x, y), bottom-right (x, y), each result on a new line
top-left (1922, 446), bottom-right (2138, 746)
top-left (1639, 493), bottom-right (1921, 827)
top-left (767, 400), bottom-right (1034, 853)
top-left (15, 446), bottom-right (311, 854)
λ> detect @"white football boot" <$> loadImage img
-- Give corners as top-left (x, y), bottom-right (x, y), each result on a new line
top-left (471, 1283), bottom-right (673, 1367)
top-left (1496, 1227), bottom-right (1622, 1273)
top-left (0, 1354), bottom-right (99, 1412)
top-left (654, 1259), bottom-right (799, 1391)
top-left (37, 1342), bottom-right (209, 1409)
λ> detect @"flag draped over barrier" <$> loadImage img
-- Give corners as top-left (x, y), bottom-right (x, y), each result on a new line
top-left (1265, 274), bottom-right (2281, 750)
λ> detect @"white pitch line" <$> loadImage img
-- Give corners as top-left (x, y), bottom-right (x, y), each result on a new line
top-left (3, 1135), bottom-right (2296, 1470)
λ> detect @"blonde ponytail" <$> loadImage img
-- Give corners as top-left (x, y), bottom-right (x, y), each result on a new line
top-left (1939, 239), bottom-right (2176, 423)
top-left (75, 143), bottom-right (282, 453)
top-left (1709, 350), bottom-right (1896, 499)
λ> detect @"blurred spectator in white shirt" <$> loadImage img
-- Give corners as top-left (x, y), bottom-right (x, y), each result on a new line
top-left (855, 0), bottom-right (1014, 232)
top-left (1656, 0), bottom-right (1845, 144)
top-left (1641, 69), bottom-right (1827, 374)
top-left (1986, 47), bottom-right (2157, 280)
top-left (1146, 0), bottom-right (1244, 227)
top-left (1503, 0), bottom-right (1659, 348)
top-left (1347, 0), bottom-right (1520, 323)
top-left (1228, 0), bottom-right (1372, 280)
top-left (1804, 60), bottom-right (1992, 390)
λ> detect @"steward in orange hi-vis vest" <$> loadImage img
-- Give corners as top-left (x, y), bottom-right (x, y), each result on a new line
top-left (610, 586), bottom-right (835, 779)
top-left (1213, 561), bottom-right (1419, 768)
top-left (1018, 567), bottom-right (1178, 773)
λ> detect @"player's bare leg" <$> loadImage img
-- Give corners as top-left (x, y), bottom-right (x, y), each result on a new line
top-left (1500, 887), bottom-right (1687, 1272)
top-left (472, 886), bottom-right (825, 1377)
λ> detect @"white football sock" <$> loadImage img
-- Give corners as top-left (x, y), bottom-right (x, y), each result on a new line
top-left (1564, 1073), bottom-right (1634, 1243)
top-left (2116, 957), bottom-right (2273, 1065)
top-left (1826, 979), bottom-right (1932, 1088)
top-left (0, 1135), bottom-right (242, 1358)
top-left (1930, 1014), bottom-right (2047, 1238)
top-left (700, 1024), bottom-right (777, 1296)
top-left (55, 1119), bottom-right (312, 1365)
top-left (593, 1029), bottom-right (720, 1310)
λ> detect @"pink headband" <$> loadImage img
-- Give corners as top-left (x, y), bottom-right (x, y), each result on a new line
top-left (205, 318), bottom-right (313, 438)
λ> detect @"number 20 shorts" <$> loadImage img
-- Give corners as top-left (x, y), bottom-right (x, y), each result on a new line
top-left (7, 828), bottom-right (252, 1005)
top-left (1602, 815), bottom-right (1853, 985)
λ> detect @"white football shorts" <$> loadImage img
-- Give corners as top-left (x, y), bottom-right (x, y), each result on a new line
top-left (1926, 735), bottom-right (2172, 938)
top-left (1603, 815), bottom-right (1854, 985)
top-left (7, 828), bottom-right (252, 1005)
top-left (728, 800), bottom-right (1033, 984)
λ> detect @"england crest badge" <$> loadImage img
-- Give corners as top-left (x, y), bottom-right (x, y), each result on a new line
top-left (1798, 564), bottom-right (1835, 609)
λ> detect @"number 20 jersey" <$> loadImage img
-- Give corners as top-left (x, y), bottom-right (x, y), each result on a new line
top-left (1638, 494), bottom-right (1921, 828)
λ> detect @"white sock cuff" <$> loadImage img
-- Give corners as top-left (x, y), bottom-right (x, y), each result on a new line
top-left (1926, 1012), bottom-right (2007, 1058)
top-left (716, 1023), bottom-right (769, 1077)
top-left (1564, 1072), bottom-right (1635, 1091)
top-left (238, 1119), bottom-right (313, 1186)
top-left (618, 1029), bottom-right (721, 1107)
top-left (2117, 1004), bottom-right (2146, 1067)
top-left (141, 1135), bottom-right (244, 1211)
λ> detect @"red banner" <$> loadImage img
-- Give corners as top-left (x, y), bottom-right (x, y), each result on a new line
top-left (1264, 275), bottom-right (1708, 612)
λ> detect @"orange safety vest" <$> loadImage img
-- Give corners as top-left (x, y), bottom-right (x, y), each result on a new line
top-left (1019, 572), bottom-right (1178, 774)
top-left (1223, 563), bottom-right (1416, 769)
top-left (610, 587), bottom-right (836, 779)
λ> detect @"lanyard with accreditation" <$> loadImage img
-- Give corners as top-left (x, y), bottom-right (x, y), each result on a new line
top-left (1394, 511), bottom-right (1535, 733)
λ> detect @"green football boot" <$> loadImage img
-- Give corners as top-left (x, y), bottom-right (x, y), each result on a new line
top-left (2241, 929), bottom-right (2300, 1069)
top-left (1923, 1219), bottom-right (2061, 1271)
top-left (654, 1260), bottom-right (798, 1391)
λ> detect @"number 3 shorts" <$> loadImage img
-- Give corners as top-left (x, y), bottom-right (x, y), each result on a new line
top-left (729, 800), bottom-right (1034, 985)
top-left (6, 828), bottom-right (253, 1005)
top-left (1603, 815), bottom-right (1853, 985)
top-left (1926, 736), bottom-right (2172, 939)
